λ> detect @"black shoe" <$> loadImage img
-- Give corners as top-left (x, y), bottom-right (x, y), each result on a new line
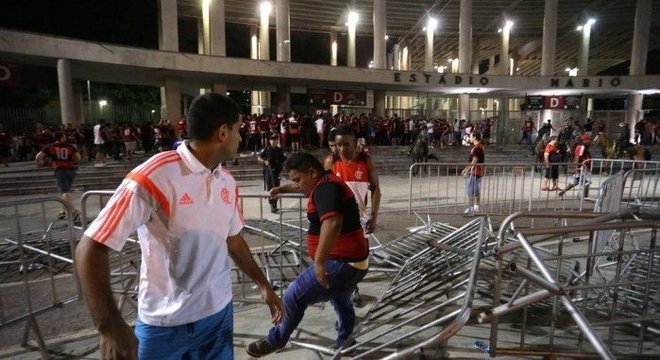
top-left (246, 338), bottom-right (281, 358)
top-left (351, 289), bottom-right (363, 308)
top-left (271, 208), bottom-right (279, 214)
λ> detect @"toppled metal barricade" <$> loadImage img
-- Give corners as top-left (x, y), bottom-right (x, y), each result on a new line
top-left (0, 197), bottom-right (81, 359)
top-left (286, 218), bottom-right (491, 359)
top-left (488, 211), bottom-right (660, 359)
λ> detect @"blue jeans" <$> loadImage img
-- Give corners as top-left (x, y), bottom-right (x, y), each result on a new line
top-left (134, 302), bottom-right (233, 360)
top-left (267, 259), bottom-right (368, 349)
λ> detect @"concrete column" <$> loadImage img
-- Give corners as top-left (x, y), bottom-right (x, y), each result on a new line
top-left (498, 97), bottom-right (509, 144)
top-left (401, 46), bottom-right (409, 110)
top-left (201, 0), bottom-right (211, 54)
top-left (250, 26), bottom-right (260, 115)
top-left (459, 93), bottom-right (470, 121)
top-left (578, 21), bottom-right (593, 76)
top-left (630, 0), bottom-right (651, 76)
top-left (347, 16), bottom-right (357, 67)
top-left (472, 37), bottom-right (480, 74)
top-left (374, 90), bottom-right (386, 118)
top-left (386, 52), bottom-right (393, 69)
top-left (393, 43), bottom-right (401, 70)
top-left (458, 0), bottom-right (472, 74)
top-left (541, 0), bottom-right (558, 76)
top-left (489, 55), bottom-right (496, 74)
top-left (373, 0), bottom-right (386, 69)
top-left (330, 32), bottom-right (338, 66)
top-left (424, 20), bottom-right (435, 71)
top-left (402, 46), bottom-right (409, 70)
top-left (500, 21), bottom-right (512, 75)
top-left (259, 2), bottom-right (271, 61)
top-left (276, 85), bottom-right (290, 113)
top-left (158, 0), bottom-right (178, 51)
top-left (626, 94), bottom-right (643, 143)
top-left (72, 81), bottom-right (84, 124)
top-left (57, 59), bottom-right (75, 126)
top-left (164, 78), bottom-right (181, 125)
top-left (276, 0), bottom-right (291, 62)
top-left (210, 0), bottom-right (226, 56)
top-left (158, 0), bottom-right (178, 114)
top-left (627, 0), bottom-right (652, 138)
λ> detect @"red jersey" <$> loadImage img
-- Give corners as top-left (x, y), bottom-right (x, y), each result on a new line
top-left (574, 144), bottom-right (591, 171)
top-left (288, 118), bottom-right (300, 135)
top-left (544, 143), bottom-right (561, 162)
top-left (469, 143), bottom-right (485, 177)
top-left (42, 141), bottom-right (78, 169)
top-left (248, 119), bottom-right (259, 135)
top-left (332, 152), bottom-right (371, 220)
top-left (307, 172), bottom-right (368, 262)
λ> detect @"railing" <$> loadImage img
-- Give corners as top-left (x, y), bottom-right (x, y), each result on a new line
top-left (488, 211), bottom-right (660, 359)
top-left (0, 197), bottom-right (81, 359)
top-left (408, 160), bottom-right (660, 216)
top-left (79, 190), bottom-right (308, 306)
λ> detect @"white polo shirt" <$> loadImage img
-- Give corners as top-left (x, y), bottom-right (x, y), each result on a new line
top-left (84, 141), bottom-right (244, 326)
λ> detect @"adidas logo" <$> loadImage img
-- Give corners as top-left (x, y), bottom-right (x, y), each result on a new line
top-left (178, 193), bottom-right (194, 205)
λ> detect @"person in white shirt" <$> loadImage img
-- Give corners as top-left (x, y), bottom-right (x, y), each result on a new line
top-left (315, 116), bottom-right (325, 148)
top-left (75, 93), bottom-right (284, 360)
top-left (93, 119), bottom-right (106, 166)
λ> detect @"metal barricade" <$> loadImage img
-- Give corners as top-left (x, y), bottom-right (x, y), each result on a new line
top-left (409, 159), bottom-right (660, 216)
top-left (79, 191), bottom-right (141, 320)
top-left (489, 211), bottom-right (660, 359)
top-left (288, 218), bottom-right (490, 359)
top-left (408, 162), bottom-right (582, 215)
top-left (235, 193), bottom-right (307, 303)
top-left (79, 190), bottom-right (309, 306)
top-left (622, 168), bottom-right (660, 215)
top-left (0, 197), bottom-right (81, 359)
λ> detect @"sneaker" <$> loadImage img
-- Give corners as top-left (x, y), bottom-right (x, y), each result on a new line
top-left (57, 211), bottom-right (66, 220)
top-left (270, 207), bottom-right (279, 214)
top-left (246, 338), bottom-right (281, 358)
top-left (463, 207), bottom-right (473, 214)
top-left (472, 205), bottom-right (480, 213)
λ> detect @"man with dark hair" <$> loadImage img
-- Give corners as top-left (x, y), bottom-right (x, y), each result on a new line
top-left (75, 93), bottom-right (284, 360)
top-left (247, 152), bottom-right (369, 357)
top-left (542, 135), bottom-right (562, 191)
top-left (36, 131), bottom-right (81, 219)
top-left (461, 132), bottom-right (485, 215)
top-left (330, 126), bottom-right (381, 234)
top-left (559, 133), bottom-right (592, 198)
top-left (258, 133), bottom-right (287, 213)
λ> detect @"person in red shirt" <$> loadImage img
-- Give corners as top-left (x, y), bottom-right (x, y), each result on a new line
top-left (461, 133), bottom-right (485, 215)
top-left (288, 115), bottom-right (301, 152)
top-left (541, 136), bottom-right (562, 191)
top-left (559, 133), bottom-right (593, 197)
top-left (248, 116), bottom-right (260, 153)
top-left (247, 152), bottom-right (368, 357)
top-left (36, 131), bottom-right (81, 220)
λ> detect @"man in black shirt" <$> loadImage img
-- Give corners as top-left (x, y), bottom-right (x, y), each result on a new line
top-left (258, 134), bottom-right (287, 213)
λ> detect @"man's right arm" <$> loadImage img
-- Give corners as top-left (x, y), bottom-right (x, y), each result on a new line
top-left (75, 236), bottom-right (138, 359)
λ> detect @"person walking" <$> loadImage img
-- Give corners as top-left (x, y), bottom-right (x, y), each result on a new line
top-left (75, 93), bottom-right (284, 360)
top-left (247, 152), bottom-right (369, 357)
top-left (461, 133), bottom-right (485, 215)
top-left (541, 136), bottom-right (562, 191)
top-left (258, 134), bottom-right (286, 213)
top-left (36, 131), bottom-right (81, 220)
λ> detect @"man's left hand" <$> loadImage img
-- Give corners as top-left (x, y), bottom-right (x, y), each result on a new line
top-left (314, 262), bottom-right (330, 289)
top-left (365, 216), bottom-right (377, 234)
top-left (260, 286), bottom-right (285, 324)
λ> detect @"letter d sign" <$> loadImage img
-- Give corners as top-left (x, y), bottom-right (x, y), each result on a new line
top-left (0, 65), bottom-right (10, 81)
top-left (334, 91), bottom-right (343, 104)
top-left (550, 97), bottom-right (559, 108)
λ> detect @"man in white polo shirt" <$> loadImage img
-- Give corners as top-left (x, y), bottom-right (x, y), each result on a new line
top-left (75, 93), bottom-right (284, 360)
